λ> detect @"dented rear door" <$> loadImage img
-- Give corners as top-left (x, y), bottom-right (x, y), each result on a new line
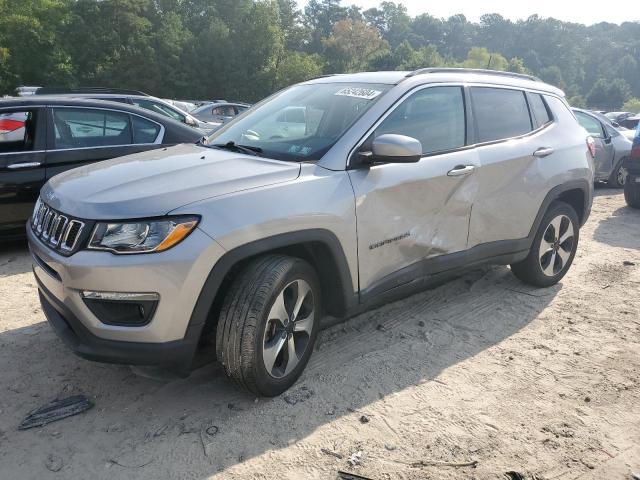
top-left (347, 84), bottom-right (478, 294)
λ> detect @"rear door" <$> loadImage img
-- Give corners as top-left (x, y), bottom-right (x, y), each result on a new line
top-left (45, 106), bottom-right (164, 180)
top-left (466, 87), bottom-right (547, 246)
top-left (0, 107), bottom-right (47, 236)
top-left (348, 85), bottom-right (478, 294)
top-left (574, 110), bottom-right (612, 179)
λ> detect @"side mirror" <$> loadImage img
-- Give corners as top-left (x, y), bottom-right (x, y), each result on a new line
top-left (362, 134), bottom-right (422, 164)
top-left (185, 116), bottom-right (197, 127)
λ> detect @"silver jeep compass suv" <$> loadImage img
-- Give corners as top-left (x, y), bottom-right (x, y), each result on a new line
top-left (28, 69), bottom-right (594, 396)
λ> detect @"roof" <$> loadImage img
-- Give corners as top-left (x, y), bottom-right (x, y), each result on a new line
top-left (0, 96), bottom-right (199, 133)
top-left (305, 68), bottom-right (564, 96)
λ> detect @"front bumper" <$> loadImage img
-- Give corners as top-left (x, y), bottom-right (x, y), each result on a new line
top-left (37, 274), bottom-right (201, 367)
top-left (27, 220), bottom-right (226, 367)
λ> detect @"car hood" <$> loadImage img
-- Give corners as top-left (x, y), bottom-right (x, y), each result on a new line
top-left (41, 144), bottom-right (301, 220)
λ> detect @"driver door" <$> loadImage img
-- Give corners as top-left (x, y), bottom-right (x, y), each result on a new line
top-left (348, 86), bottom-right (478, 296)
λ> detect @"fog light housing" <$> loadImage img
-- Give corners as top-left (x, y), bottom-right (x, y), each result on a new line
top-left (81, 291), bottom-right (159, 326)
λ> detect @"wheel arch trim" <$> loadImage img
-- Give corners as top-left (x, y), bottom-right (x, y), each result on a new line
top-left (183, 229), bottom-right (357, 364)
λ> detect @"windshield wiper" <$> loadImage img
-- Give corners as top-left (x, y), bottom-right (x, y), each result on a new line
top-left (211, 141), bottom-right (263, 156)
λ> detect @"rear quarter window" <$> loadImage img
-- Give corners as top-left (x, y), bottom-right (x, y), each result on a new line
top-left (528, 93), bottom-right (552, 126)
top-left (471, 87), bottom-right (532, 143)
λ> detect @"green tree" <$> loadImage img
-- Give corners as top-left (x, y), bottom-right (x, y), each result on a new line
top-left (323, 18), bottom-right (389, 73)
top-left (622, 97), bottom-right (640, 113)
top-left (568, 95), bottom-right (587, 108)
top-left (460, 47), bottom-right (508, 71)
top-left (587, 78), bottom-right (632, 110)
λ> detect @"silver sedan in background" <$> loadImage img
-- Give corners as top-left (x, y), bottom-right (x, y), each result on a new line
top-left (573, 108), bottom-right (632, 187)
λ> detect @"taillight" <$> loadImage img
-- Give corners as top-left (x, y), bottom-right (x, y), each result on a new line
top-left (0, 119), bottom-right (24, 133)
top-left (586, 136), bottom-right (596, 159)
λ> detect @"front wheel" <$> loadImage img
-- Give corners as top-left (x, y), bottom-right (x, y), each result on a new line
top-left (216, 254), bottom-right (320, 396)
top-left (511, 201), bottom-right (579, 287)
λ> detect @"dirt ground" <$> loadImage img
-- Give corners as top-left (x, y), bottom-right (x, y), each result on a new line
top-left (0, 187), bottom-right (639, 480)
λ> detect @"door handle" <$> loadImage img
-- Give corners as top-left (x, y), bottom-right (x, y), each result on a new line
top-left (533, 147), bottom-right (554, 157)
top-left (447, 165), bottom-right (475, 177)
top-left (7, 161), bottom-right (42, 170)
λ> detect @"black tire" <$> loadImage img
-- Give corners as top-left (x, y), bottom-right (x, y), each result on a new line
top-left (510, 201), bottom-right (580, 287)
top-left (607, 158), bottom-right (628, 188)
top-left (624, 175), bottom-right (640, 209)
top-left (216, 254), bottom-right (321, 396)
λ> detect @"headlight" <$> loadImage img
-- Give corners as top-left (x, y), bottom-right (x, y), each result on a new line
top-left (88, 216), bottom-right (199, 254)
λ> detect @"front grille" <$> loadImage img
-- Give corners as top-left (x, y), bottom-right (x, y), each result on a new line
top-left (31, 200), bottom-right (87, 254)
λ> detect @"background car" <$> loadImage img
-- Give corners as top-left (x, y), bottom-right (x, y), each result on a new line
top-left (164, 99), bottom-right (197, 113)
top-left (0, 96), bottom-right (202, 240)
top-left (623, 125), bottom-right (640, 208)
top-left (587, 109), bottom-right (636, 141)
top-left (191, 102), bottom-right (251, 126)
top-left (573, 108), bottom-right (632, 187)
top-left (0, 111), bottom-right (28, 143)
top-left (619, 114), bottom-right (640, 131)
top-left (34, 88), bottom-right (217, 133)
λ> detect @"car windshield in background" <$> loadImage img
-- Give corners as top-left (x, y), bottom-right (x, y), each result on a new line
top-left (205, 83), bottom-right (391, 161)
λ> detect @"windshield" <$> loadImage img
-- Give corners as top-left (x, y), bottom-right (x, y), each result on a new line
top-left (205, 83), bottom-right (391, 161)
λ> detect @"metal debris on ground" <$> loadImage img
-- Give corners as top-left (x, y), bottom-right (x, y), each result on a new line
top-left (19, 395), bottom-right (94, 430)
top-left (337, 470), bottom-right (374, 480)
top-left (411, 459), bottom-right (478, 468)
top-left (347, 450), bottom-right (362, 466)
top-left (321, 448), bottom-right (343, 459)
top-left (623, 261), bottom-right (636, 266)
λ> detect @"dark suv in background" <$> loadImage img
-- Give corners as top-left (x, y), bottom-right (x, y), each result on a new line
top-left (0, 96), bottom-right (202, 239)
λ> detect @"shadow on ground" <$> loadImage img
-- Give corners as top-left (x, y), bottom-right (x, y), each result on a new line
top-left (593, 204), bottom-right (640, 249)
top-left (0, 262), bottom-right (559, 479)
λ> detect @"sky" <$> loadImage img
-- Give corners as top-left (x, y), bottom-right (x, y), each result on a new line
top-left (299, 0), bottom-right (638, 26)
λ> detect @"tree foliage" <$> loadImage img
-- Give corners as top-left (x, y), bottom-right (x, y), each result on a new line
top-left (0, 0), bottom-right (638, 109)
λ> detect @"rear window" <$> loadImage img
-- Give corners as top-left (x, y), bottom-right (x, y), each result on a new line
top-left (132, 116), bottom-right (161, 143)
top-left (529, 94), bottom-right (551, 126)
top-left (52, 108), bottom-right (132, 149)
top-left (471, 87), bottom-right (532, 143)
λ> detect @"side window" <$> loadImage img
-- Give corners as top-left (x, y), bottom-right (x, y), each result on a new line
top-left (471, 87), bottom-right (532, 143)
top-left (373, 86), bottom-right (465, 154)
top-left (0, 110), bottom-right (35, 153)
top-left (52, 108), bottom-right (132, 149)
top-left (575, 112), bottom-right (604, 138)
top-left (529, 93), bottom-right (551, 126)
top-left (132, 116), bottom-right (161, 144)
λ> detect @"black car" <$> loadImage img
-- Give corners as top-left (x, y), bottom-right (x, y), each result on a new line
top-left (0, 96), bottom-right (203, 239)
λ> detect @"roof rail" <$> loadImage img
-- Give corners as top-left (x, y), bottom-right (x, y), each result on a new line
top-left (35, 87), bottom-right (150, 96)
top-left (405, 68), bottom-right (542, 82)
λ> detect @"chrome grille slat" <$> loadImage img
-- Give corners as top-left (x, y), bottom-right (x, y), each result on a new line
top-left (30, 199), bottom-right (85, 254)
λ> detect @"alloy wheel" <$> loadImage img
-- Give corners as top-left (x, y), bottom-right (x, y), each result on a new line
top-left (538, 214), bottom-right (575, 277)
top-left (617, 166), bottom-right (628, 186)
top-left (262, 279), bottom-right (315, 378)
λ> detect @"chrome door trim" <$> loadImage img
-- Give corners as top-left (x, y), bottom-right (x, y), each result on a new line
top-left (7, 161), bottom-right (43, 169)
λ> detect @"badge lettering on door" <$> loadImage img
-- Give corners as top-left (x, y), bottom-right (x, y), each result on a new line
top-left (369, 232), bottom-right (411, 250)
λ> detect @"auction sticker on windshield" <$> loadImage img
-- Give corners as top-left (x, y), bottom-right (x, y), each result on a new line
top-left (334, 87), bottom-right (382, 100)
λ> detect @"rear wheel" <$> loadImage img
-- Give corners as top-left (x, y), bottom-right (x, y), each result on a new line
top-left (511, 201), bottom-right (579, 287)
top-left (216, 254), bottom-right (320, 396)
top-left (607, 159), bottom-right (628, 188)
top-left (624, 175), bottom-right (640, 209)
